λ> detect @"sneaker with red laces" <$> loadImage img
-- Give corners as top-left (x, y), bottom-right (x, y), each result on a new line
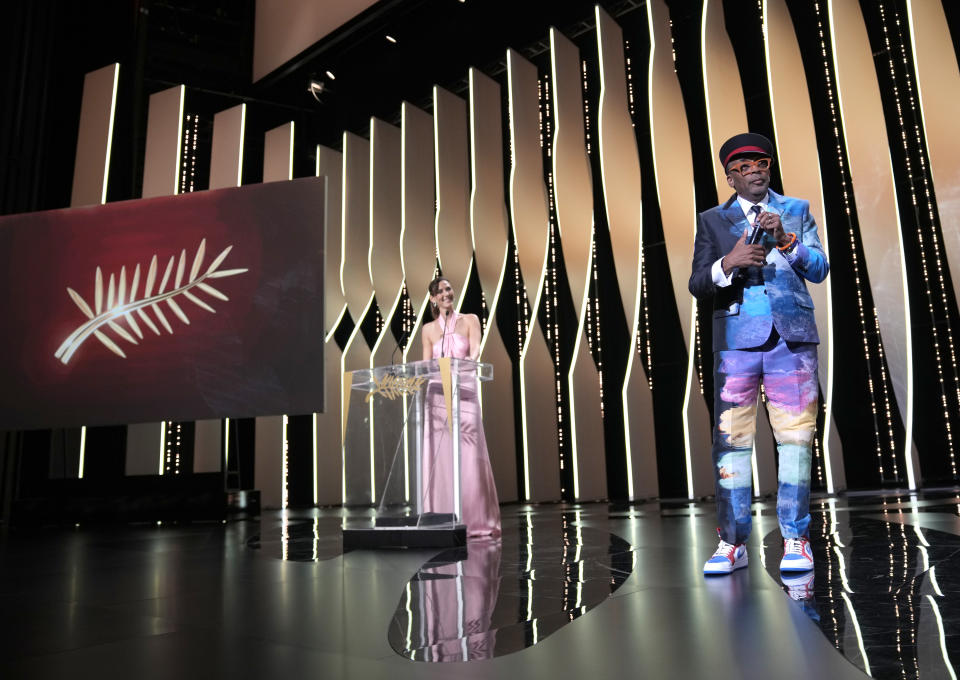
top-left (780, 537), bottom-right (814, 572)
top-left (703, 539), bottom-right (748, 575)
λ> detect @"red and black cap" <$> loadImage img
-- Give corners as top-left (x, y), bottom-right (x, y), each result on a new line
top-left (718, 133), bottom-right (774, 169)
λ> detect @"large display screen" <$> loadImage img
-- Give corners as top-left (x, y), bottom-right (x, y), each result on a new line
top-left (0, 177), bottom-right (324, 429)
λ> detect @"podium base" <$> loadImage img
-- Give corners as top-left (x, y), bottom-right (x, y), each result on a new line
top-left (342, 524), bottom-right (467, 550)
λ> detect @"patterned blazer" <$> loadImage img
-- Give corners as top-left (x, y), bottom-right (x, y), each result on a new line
top-left (688, 190), bottom-right (829, 352)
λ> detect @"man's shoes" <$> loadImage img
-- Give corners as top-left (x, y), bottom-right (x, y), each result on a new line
top-left (703, 540), bottom-right (748, 575)
top-left (780, 536), bottom-right (814, 572)
top-left (781, 570), bottom-right (815, 601)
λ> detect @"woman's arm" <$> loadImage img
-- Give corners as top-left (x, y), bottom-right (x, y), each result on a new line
top-left (466, 314), bottom-right (481, 360)
top-left (422, 321), bottom-right (434, 361)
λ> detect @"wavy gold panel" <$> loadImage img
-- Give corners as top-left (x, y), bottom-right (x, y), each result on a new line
top-left (317, 144), bottom-right (345, 332)
top-left (830, 0), bottom-right (919, 487)
top-left (507, 48), bottom-right (561, 501)
top-left (647, 0), bottom-right (713, 498)
top-left (126, 84), bottom-right (185, 478)
top-left (369, 118), bottom-right (404, 369)
top-left (434, 87), bottom-right (472, 303)
top-left (341, 131), bottom-right (374, 327)
top-left (400, 101), bottom-right (437, 358)
top-left (701, 0), bottom-right (776, 496)
top-left (907, 0), bottom-right (960, 306)
top-left (469, 67), bottom-right (518, 503)
top-left (595, 6), bottom-right (658, 500)
top-left (765, 0), bottom-right (845, 491)
top-left (550, 28), bottom-right (607, 501)
top-left (314, 144), bottom-right (345, 504)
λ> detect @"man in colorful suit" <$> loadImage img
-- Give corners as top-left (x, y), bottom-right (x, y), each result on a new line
top-left (688, 133), bottom-right (829, 576)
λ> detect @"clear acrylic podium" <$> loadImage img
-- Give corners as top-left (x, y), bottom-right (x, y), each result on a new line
top-left (341, 357), bottom-right (493, 549)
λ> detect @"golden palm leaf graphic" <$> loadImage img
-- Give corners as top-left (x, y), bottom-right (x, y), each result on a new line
top-left (55, 239), bottom-right (247, 365)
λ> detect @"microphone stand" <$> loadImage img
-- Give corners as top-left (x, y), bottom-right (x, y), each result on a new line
top-left (439, 309), bottom-right (450, 358)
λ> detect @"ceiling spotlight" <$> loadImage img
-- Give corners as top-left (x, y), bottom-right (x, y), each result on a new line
top-left (325, 70), bottom-right (336, 80)
top-left (307, 79), bottom-right (326, 103)
top-left (385, 34), bottom-right (397, 43)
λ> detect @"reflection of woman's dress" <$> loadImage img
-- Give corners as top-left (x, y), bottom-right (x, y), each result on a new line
top-left (422, 315), bottom-right (501, 537)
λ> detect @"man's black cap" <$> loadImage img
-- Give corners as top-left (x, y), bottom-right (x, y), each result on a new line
top-left (718, 133), bottom-right (774, 169)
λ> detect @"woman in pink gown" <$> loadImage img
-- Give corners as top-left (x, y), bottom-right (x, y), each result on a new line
top-left (420, 276), bottom-right (501, 538)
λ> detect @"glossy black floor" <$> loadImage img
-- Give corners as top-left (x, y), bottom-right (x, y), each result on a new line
top-left (3, 492), bottom-right (960, 679)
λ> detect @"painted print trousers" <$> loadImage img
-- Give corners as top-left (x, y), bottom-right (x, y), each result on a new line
top-left (712, 328), bottom-right (818, 545)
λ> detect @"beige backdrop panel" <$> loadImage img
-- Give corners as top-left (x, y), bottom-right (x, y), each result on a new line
top-left (831, 0), bottom-right (919, 487)
top-left (69, 63), bottom-right (120, 479)
top-left (907, 0), bottom-right (960, 307)
top-left (369, 118), bottom-right (404, 370)
top-left (71, 63), bottom-right (119, 207)
top-left (595, 7), bottom-right (658, 500)
top-left (701, 0), bottom-right (776, 495)
top-left (508, 48), bottom-right (561, 501)
top-left (342, 132), bottom-right (373, 318)
top-left (340, 131), bottom-right (375, 502)
top-left (648, 0), bottom-right (713, 498)
top-left (434, 87), bottom-right (473, 305)
top-left (141, 85), bottom-right (184, 199)
top-left (315, 144), bottom-right (345, 504)
top-left (765, 0), bottom-right (845, 492)
top-left (400, 101), bottom-right (437, 360)
top-left (127, 84), bottom-right (185, 477)
top-left (469, 67), bottom-right (518, 503)
top-left (193, 102), bottom-right (249, 476)
top-left (255, 121), bottom-right (296, 508)
top-left (550, 28), bottom-right (607, 501)
top-left (209, 104), bottom-right (245, 191)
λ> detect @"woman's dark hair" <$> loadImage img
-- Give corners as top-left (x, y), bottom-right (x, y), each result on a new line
top-left (427, 276), bottom-right (449, 319)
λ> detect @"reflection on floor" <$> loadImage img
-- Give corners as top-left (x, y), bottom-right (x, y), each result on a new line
top-left (762, 492), bottom-right (960, 680)
top-left (4, 491), bottom-right (960, 678)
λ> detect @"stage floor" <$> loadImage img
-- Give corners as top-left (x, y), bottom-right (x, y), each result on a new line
top-left (2, 490), bottom-right (959, 679)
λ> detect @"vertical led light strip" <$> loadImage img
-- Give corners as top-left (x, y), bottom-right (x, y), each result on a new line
top-left (236, 104), bottom-right (246, 186)
top-left (100, 64), bottom-right (120, 205)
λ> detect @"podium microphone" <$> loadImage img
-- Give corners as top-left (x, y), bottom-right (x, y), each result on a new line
top-left (440, 308), bottom-right (450, 358)
top-left (390, 327), bottom-right (410, 367)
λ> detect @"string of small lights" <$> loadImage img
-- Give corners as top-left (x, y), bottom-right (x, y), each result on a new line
top-left (873, 0), bottom-right (959, 478)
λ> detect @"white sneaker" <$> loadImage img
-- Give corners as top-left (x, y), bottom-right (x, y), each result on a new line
top-left (703, 540), bottom-right (748, 575)
top-left (780, 537), bottom-right (814, 572)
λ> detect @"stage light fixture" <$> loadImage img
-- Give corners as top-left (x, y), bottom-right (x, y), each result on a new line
top-left (385, 34), bottom-right (397, 43)
top-left (325, 70), bottom-right (336, 80)
top-left (308, 79), bottom-right (326, 103)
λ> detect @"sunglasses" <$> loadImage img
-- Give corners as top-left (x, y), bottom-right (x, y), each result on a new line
top-left (727, 157), bottom-right (772, 175)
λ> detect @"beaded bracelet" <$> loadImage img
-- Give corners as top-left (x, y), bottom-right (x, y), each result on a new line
top-left (777, 232), bottom-right (798, 252)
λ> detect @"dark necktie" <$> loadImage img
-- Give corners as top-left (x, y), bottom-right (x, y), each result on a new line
top-left (745, 205), bottom-right (764, 285)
